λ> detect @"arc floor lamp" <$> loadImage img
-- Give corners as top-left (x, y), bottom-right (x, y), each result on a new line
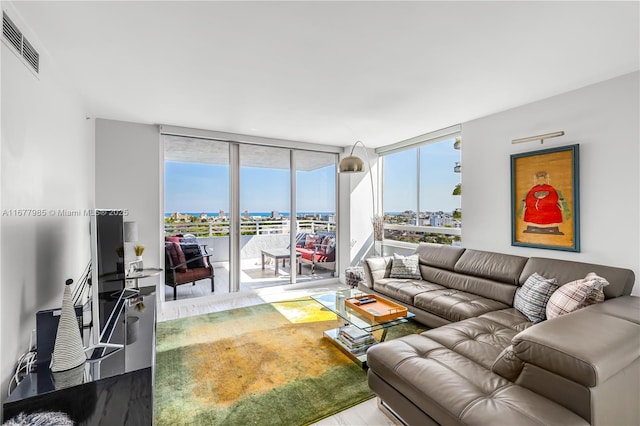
top-left (339, 141), bottom-right (383, 252)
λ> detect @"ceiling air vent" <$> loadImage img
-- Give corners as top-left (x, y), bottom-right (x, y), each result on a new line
top-left (2, 11), bottom-right (22, 53)
top-left (2, 11), bottom-right (39, 74)
top-left (22, 37), bottom-right (39, 73)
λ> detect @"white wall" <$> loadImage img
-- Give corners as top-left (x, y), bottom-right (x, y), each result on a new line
top-left (0, 5), bottom-right (94, 404)
top-left (462, 72), bottom-right (639, 295)
top-left (339, 146), bottom-right (380, 279)
top-left (95, 119), bottom-right (162, 288)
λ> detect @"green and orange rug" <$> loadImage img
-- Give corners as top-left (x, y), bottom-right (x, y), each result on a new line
top-left (154, 297), bottom-right (426, 425)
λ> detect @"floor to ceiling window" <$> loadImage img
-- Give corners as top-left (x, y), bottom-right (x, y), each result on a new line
top-left (164, 137), bottom-right (231, 300)
top-left (239, 144), bottom-right (291, 290)
top-left (381, 129), bottom-right (461, 248)
top-left (163, 134), bottom-right (339, 301)
top-left (296, 151), bottom-right (337, 278)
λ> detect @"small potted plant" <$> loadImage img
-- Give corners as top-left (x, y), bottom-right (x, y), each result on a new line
top-left (134, 244), bottom-right (145, 269)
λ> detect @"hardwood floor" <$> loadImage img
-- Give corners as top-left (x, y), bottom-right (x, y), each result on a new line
top-left (157, 280), bottom-right (395, 425)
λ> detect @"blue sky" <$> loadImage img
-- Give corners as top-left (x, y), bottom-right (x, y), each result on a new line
top-left (384, 139), bottom-right (461, 213)
top-left (165, 162), bottom-right (336, 213)
top-left (165, 139), bottom-right (459, 214)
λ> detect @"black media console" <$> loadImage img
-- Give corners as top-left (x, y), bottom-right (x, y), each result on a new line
top-left (3, 289), bottom-right (156, 425)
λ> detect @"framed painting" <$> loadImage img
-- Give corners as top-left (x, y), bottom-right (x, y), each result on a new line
top-left (511, 144), bottom-right (580, 252)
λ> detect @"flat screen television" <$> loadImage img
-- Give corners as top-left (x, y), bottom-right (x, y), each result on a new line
top-left (89, 209), bottom-right (128, 347)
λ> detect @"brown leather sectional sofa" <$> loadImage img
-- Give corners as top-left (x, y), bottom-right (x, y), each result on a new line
top-left (361, 243), bottom-right (639, 425)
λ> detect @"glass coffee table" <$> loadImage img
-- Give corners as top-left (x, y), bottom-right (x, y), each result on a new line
top-left (311, 289), bottom-right (415, 368)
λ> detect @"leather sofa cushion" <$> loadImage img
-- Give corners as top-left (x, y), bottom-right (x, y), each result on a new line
top-left (459, 385), bottom-right (589, 425)
top-left (479, 308), bottom-right (533, 333)
top-left (582, 295), bottom-right (640, 324)
top-left (414, 289), bottom-right (509, 323)
top-left (367, 334), bottom-right (510, 422)
top-left (491, 344), bottom-right (524, 381)
top-left (414, 243), bottom-right (465, 271)
top-left (373, 278), bottom-right (444, 305)
top-left (512, 302), bottom-right (640, 386)
top-left (455, 249), bottom-right (528, 285)
top-left (367, 334), bottom-right (589, 426)
top-left (424, 317), bottom-right (518, 369)
top-left (420, 265), bottom-right (517, 306)
top-left (520, 257), bottom-right (635, 299)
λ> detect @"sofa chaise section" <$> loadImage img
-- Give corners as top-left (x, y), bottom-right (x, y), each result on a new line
top-left (362, 243), bottom-right (638, 425)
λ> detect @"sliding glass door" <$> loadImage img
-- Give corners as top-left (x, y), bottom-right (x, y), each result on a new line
top-left (164, 134), bottom-right (339, 301)
top-left (164, 136), bottom-right (230, 300)
top-left (296, 151), bottom-right (337, 278)
top-left (239, 145), bottom-right (291, 290)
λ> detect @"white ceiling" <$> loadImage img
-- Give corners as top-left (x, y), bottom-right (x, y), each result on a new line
top-left (10, 1), bottom-right (639, 149)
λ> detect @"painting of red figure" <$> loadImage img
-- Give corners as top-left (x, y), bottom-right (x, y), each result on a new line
top-left (512, 145), bottom-right (579, 251)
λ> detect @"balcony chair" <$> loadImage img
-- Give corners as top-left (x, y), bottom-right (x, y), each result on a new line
top-left (294, 232), bottom-right (336, 276)
top-left (164, 236), bottom-right (214, 300)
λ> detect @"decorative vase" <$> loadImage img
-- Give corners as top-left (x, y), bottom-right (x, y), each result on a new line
top-left (51, 279), bottom-right (87, 372)
top-left (136, 255), bottom-right (143, 270)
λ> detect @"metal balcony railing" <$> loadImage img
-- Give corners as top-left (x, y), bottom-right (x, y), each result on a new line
top-left (164, 219), bottom-right (336, 237)
top-left (383, 223), bottom-right (461, 246)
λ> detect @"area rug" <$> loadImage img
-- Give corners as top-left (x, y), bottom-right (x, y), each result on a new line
top-left (154, 297), bottom-right (426, 425)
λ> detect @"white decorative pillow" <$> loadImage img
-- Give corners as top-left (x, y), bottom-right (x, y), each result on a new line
top-left (546, 273), bottom-right (609, 320)
top-left (513, 273), bottom-right (559, 323)
top-left (389, 254), bottom-right (422, 279)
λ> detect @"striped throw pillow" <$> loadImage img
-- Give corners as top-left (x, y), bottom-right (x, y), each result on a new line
top-left (546, 273), bottom-right (609, 320)
top-left (389, 254), bottom-right (422, 279)
top-left (514, 273), bottom-right (559, 323)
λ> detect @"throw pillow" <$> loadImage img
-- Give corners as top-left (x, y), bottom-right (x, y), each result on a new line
top-left (513, 273), bottom-right (559, 323)
top-left (165, 241), bottom-right (187, 272)
top-left (389, 254), bottom-right (422, 280)
top-left (180, 243), bottom-right (206, 268)
top-left (546, 273), bottom-right (609, 320)
top-left (321, 235), bottom-right (336, 254)
top-left (305, 234), bottom-right (321, 249)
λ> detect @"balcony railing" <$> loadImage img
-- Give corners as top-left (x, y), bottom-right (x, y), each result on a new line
top-left (165, 219), bottom-right (460, 246)
top-left (165, 219), bottom-right (336, 237)
top-left (383, 223), bottom-right (461, 246)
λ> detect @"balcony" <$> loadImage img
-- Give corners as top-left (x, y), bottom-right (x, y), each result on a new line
top-left (164, 219), bottom-right (336, 300)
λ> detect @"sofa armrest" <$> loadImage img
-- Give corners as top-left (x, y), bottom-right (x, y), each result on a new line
top-left (512, 302), bottom-right (640, 387)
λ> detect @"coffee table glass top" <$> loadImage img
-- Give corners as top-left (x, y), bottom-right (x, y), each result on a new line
top-left (311, 289), bottom-right (414, 333)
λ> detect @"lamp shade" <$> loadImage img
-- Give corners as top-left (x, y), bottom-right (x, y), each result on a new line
top-left (124, 221), bottom-right (138, 242)
top-left (339, 155), bottom-right (365, 173)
